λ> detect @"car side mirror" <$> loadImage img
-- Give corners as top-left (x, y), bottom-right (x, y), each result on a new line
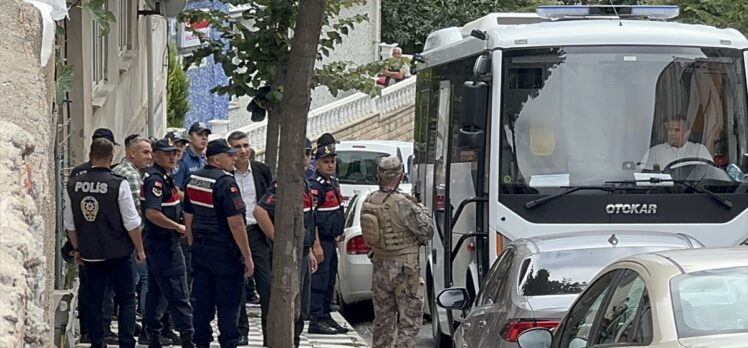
top-left (436, 288), bottom-right (470, 310)
top-left (517, 327), bottom-right (553, 348)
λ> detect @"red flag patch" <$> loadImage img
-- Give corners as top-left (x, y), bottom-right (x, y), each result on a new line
top-left (154, 181), bottom-right (163, 188)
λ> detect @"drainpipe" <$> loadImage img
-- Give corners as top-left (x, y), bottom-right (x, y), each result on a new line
top-left (373, 0), bottom-right (381, 60)
top-left (146, 15), bottom-right (156, 137)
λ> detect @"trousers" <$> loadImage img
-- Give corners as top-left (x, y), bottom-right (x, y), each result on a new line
top-left (371, 258), bottom-right (424, 348)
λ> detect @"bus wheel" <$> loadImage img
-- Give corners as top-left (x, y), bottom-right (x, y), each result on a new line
top-left (427, 269), bottom-right (452, 348)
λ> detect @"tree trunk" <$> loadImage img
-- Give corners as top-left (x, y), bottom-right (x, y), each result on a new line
top-left (264, 111), bottom-right (281, 175)
top-left (267, 1), bottom-right (326, 347)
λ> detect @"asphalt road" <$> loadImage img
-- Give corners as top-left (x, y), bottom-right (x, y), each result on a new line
top-left (344, 301), bottom-right (435, 347)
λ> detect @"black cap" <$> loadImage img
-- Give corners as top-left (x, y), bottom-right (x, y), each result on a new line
top-left (92, 128), bottom-right (119, 145)
top-left (305, 138), bottom-right (312, 150)
top-left (188, 121), bottom-right (211, 135)
top-left (206, 139), bottom-right (239, 157)
top-left (153, 138), bottom-right (178, 152)
top-left (314, 145), bottom-right (337, 160)
top-left (165, 131), bottom-right (189, 144)
top-left (317, 133), bottom-right (336, 147)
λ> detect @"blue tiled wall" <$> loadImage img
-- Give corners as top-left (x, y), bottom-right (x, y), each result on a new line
top-left (183, 0), bottom-right (230, 129)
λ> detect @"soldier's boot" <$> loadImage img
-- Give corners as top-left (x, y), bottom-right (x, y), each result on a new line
top-left (325, 318), bottom-right (349, 334)
top-left (147, 333), bottom-right (164, 348)
top-left (179, 332), bottom-right (194, 348)
top-left (308, 320), bottom-right (338, 335)
top-left (163, 330), bottom-right (181, 344)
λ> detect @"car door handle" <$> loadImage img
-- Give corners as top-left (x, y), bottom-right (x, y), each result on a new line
top-left (478, 320), bottom-right (486, 328)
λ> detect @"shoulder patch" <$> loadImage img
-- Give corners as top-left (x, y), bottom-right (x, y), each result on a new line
top-left (152, 186), bottom-right (163, 197)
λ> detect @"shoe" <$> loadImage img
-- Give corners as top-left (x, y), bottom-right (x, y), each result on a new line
top-left (138, 332), bottom-right (173, 346)
top-left (79, 333), bottom-right (90, 344)
top-left (179, 332), bottom-right (195, 348)
top-left (246, 292), bottom-right (260, 305)
top-left (307, 320), bottom-right (338, 335)
top-left (325, 318), bottom-right (349, 334)
top-left (104, 332), bottom-right (119, 345)
top-left (163, 330), bottom-right (181, 344)
top-left (237, 336), bottom-right (249, 346)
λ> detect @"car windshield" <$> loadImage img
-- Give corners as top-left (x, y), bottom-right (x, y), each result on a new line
top-left (336, 150), bottom-right (389, 185)
top-left (671, 266), bottom-right (748, 338)
top-left (518, 247), bottom-right (666, 296)
top-left (500, 46), bottom-right (748, 194)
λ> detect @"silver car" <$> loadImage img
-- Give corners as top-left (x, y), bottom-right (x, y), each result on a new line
top-left (437, 231), bottom-right (703, 348)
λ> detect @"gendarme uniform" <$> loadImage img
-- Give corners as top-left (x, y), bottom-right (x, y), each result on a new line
top-left (183, 139), bottom-right (246, 348)
top-left (308, 145), bottom-right (348, 334)
top-left (360, 156), bottom-right (434, 348)
top-left (140, 139), bottom-right (194, 346)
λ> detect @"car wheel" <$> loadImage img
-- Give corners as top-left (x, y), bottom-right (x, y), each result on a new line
top-left (428, 269), bottom-right (452, 348)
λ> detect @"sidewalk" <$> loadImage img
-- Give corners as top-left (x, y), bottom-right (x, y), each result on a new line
top-left (75, 304), bottom-right (369, 347)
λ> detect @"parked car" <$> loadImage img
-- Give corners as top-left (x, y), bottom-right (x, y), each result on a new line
top-left (436, 231), bottom-right (704, 348)
top-left (517, 247), bottom-right (748, 348)
top-left (335, 140), bottom-right (413, 206)
top-left (336, 189), bottom-right (375, 311)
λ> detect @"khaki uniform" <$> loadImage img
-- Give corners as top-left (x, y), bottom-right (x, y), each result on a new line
top-left (364, 190), bottom-right (433, 348)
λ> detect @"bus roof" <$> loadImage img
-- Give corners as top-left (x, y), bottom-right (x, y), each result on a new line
top-left (421, 17), bottom-right (748, 69)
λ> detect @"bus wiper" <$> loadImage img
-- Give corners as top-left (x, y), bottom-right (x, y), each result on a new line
top-left (524, 185), bottom-right (637, 209)
top-left (604, 178), bottom-right (733, 210)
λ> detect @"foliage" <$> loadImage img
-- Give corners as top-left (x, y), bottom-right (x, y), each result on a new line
top-left (382, 0), bottom-right (747, 53)
top-left (79, 0), bottom-right (116, 36)
top-left (55, 63), bottom-right (74, 106)
top-left (167, 45), bottom-right (190, 128)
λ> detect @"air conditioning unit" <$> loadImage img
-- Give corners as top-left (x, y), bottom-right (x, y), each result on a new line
top-left (142, 0), bottom-right (187, 17)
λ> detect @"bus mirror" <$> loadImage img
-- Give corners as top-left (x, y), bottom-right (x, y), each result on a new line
top-left (459, 81), bottom-right (488, 149)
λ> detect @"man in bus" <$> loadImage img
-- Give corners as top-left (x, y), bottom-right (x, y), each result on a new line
top-left (640, 115), bottom-right (712, 171)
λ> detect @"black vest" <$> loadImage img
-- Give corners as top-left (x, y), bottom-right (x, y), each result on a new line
top-left (186, 166), bottom-right (234, 243)
top-left (68, 167), bottom-right (133, 260)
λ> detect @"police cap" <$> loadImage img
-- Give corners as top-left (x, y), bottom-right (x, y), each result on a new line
top-left (92, 128), bottom-right (119, 145)
top-left (377, 156), bottom-right (403, 179)
top-left (188, 121), bottom-right (212, 135)
top-left (152, 138), bottom-right (178, 152)
top-left (314, 145), bottom-right (337, 160)
top-left (206, 139), bottom-right (239, 157)
top-left (165, 130), bottom-right (189, 145)
top-left (305, 137), bottom-right (312, 150)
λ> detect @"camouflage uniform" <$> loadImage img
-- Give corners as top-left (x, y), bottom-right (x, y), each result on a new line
top-left (367, 157), bottom-right (433, 348)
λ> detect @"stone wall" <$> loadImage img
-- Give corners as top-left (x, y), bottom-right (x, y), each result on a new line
top-left (0, 1), bottom-right (57, 346)
top-left (333, 104), bottom-right (415, 142)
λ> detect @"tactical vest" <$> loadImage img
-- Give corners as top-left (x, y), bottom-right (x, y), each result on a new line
top-left (67, 167), bottom-right (133, 260)
top-left (360, 190), bottom-right (419, 258)
top-left (185, 166), bottom-right (234, 243)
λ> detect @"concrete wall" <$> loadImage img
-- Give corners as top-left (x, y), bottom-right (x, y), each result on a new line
top-left (67, 0), bottom-right (168, 164)
top-left (333, 104), bottom-right (415, 142)
top-left (0, 1), bottom-right (57, 345)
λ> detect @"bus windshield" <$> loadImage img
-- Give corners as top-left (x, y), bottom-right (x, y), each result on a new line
top-left (499, 46), bottom-right (748, 194)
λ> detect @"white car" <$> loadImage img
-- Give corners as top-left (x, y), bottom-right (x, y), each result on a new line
top-left (517, 247), bottom-right (748, 348)
top-left (335, 140), bottom-right (413, 206)
top-left (336, 189), bottom-right (375, 312)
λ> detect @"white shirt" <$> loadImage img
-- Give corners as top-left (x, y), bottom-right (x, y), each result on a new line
top-left (235, 164), bottom-right (258, 225)
top-left (640, 141), bottom-right (712, 171)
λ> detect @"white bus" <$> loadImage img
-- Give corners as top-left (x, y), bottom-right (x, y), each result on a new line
top-left (412, 6), bottom-right (748, 346)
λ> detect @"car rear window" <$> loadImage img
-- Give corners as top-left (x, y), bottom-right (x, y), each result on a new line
top-left (671, 266), bottom-right (748, 338)
top-left (336, 151), bottom-right (389, 185)
top-left (518, 247), bottom-right (663, 296)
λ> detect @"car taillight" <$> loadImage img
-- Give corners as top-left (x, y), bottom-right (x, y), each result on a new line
top-left (346, 235), bottom-right (370, 255)
top-left (500, 319), bottom-right (559, 342)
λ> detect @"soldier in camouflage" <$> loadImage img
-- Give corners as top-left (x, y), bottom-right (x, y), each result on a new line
top-left (361, 156), bottom-right (434, 348)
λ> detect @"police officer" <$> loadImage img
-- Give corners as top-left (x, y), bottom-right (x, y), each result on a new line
top-left (140, 138), bottom-right (195, 347)
top-left (64, 138), bottom-right (145, 348)
top-left (361, 156), bottom-right (433, 348)
top-left (253, 138), bottom-right (319, 347)
top-left (308, 144), bottom-right (348, 334)
top-left (70, 128), bottom-right (120, 177)
top-left (183, 139), bottom-right (254, 348)
top-left (174, 122), bottom-right (210, 189)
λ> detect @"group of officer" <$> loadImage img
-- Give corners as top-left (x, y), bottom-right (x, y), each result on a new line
top-left (63, 123), bottom-right (360, 348)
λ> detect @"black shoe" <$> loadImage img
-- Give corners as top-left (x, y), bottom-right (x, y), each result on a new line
top-left (246, 292), bottom-right (260, 305)
top-left (307, 320), bottom-right (338, 335)
top-left (138, 332), bottom-right (173, 346)
top-left (163, 330), bottom-right (181, 344)
top-left (325, 318), bottom-right (349, 334)
top-left (179, 333), bottom-right (195, 348)
top-left (104, 332), bottom-right (119, 345)
top-left (237, 336), bottom-right (249, 346)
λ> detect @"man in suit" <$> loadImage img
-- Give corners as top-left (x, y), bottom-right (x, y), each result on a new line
top-left (227, 131), bottom-right (273, 346)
